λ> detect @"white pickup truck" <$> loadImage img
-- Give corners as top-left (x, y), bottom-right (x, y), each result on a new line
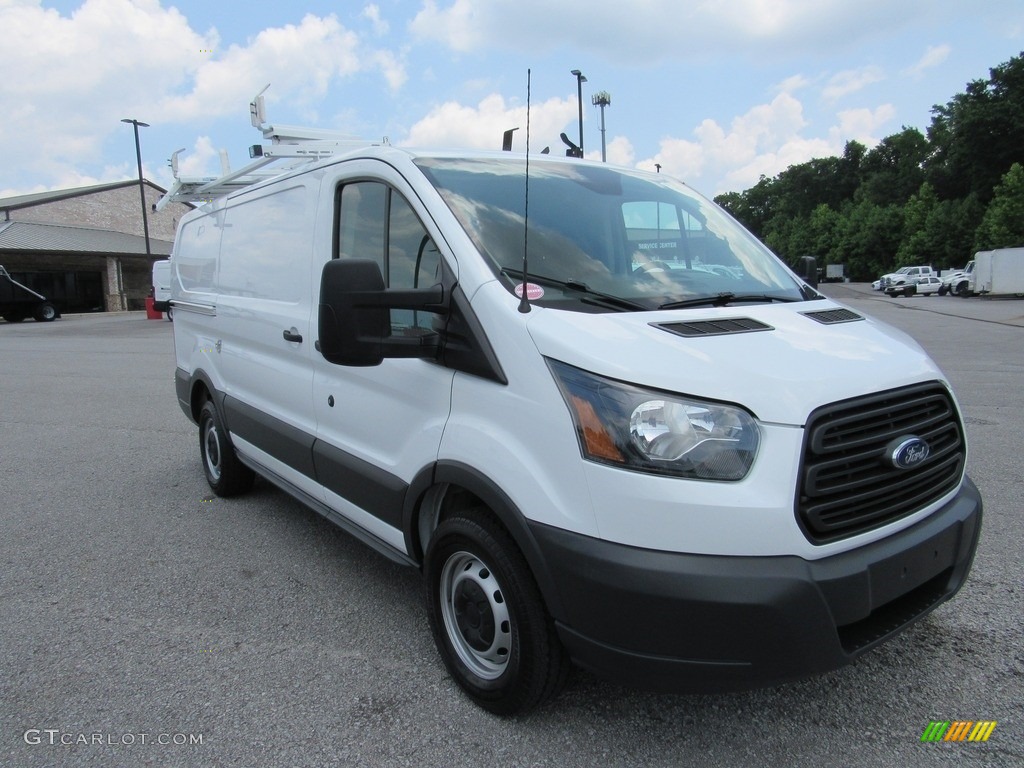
top-left (878, 265), bottom-right (934, 291)
top-left (938, 261), bottom-right (974, 296)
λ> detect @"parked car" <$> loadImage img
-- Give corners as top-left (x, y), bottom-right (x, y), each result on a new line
top-left (887, 276), bottom-right (941, 297)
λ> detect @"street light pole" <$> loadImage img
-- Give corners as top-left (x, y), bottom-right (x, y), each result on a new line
top-left (570, 69), bottom-right (587, 156)
top-left (592, 91), bottom-right (611, 162)
top-left (121, 118), bottom-right (151, 256)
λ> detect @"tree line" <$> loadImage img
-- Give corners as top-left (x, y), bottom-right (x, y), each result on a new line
top-left (714, 53), bottom-right (1024, 280)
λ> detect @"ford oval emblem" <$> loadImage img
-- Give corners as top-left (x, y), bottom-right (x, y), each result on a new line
top-left (886, 436), bottom-right (931, 470)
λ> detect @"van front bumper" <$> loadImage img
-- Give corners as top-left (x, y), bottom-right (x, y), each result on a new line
top-left (530, 477), bottom-right (982, 692)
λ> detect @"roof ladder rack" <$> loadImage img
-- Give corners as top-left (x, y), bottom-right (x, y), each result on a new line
top-left (155, 85), bottom-right (383, 211)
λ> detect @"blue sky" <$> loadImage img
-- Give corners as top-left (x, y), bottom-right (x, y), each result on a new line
top-left (2, 0), bottom-right (1023, 200)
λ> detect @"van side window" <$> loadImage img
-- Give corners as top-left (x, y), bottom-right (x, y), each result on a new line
top-left (337, 183), bottom-right (387, 274)
top-left (336, 181), bottom-right (440, 331)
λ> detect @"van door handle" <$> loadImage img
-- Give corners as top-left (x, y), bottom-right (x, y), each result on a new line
top-left (283, 328), bottom-right (303, 343)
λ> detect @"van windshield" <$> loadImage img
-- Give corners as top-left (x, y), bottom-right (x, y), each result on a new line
top-left (415, 156), bottom-right (810, 311)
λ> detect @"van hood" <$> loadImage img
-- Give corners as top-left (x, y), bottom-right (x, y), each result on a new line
top-left (526, 301), bottom-right (944, 425)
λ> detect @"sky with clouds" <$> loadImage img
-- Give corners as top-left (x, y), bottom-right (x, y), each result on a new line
top-left (2, 0), bottom-right (1023, 200)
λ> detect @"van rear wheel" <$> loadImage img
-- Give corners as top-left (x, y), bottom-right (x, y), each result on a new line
top-left (425, 512), bottom-right (568, 715)
top-left (198, 400), bottom-right (254, 496)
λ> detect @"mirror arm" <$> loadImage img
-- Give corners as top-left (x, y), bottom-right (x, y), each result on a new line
top-left (347, 284), bottom-right (446, 313)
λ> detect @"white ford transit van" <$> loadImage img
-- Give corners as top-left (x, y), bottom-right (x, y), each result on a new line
top-left (169, 147), bottom-right (981, 714)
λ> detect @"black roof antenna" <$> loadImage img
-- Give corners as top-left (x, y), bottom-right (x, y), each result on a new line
top-left (518, 69), bottom-right (533, 314)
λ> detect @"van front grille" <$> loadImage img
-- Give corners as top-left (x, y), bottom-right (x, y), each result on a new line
top-left (797, 383), bottom-right (965, 543)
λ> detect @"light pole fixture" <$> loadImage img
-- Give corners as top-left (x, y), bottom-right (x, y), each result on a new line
top-left (570, 69), bottom-right (587, 156)
top-left (592, 91), bottom-right (611, 162)
top-left (121, 118), bottom-right (151, 256)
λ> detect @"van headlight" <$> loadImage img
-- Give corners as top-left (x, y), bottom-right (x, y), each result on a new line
top-left (548, 359), bottom-right (760, 481)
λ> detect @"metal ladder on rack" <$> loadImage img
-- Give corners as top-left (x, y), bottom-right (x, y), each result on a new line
top-left (156, 85), bottom-right (384, 211)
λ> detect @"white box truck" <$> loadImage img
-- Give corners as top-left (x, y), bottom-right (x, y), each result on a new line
top-left (160, 112), bottom-right (982, 715)
top-left (967, 248), bottom-right (1024, 296)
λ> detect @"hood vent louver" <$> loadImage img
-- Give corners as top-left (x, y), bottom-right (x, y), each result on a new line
top-left (802, 308), bottom-right (864, 325)
top-left (654, 318), bottom-right (773, 338)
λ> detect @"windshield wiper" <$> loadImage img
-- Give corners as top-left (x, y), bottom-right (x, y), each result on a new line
top-left (658, 292), bottom-right (802, 310)
top-left (501, 269), bottom-right (648, 312)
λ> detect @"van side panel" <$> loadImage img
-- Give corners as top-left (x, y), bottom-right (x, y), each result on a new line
top-left (213, 181), bottom-right (320, 487)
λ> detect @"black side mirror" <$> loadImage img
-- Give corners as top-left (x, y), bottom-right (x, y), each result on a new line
top-left (317, 258), bottom-right (446, 366)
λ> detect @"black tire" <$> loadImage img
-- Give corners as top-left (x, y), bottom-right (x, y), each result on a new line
top-left (425, 512), bottom-right (569, 715)
top-left (33, 302), bottom-right (57, 322)
top-left (903, 287), bottom-right (913, 297)
top-left (166, 306), bottom-right (173, 322)
top-left (956, 282), bottom-right (970, 297)
top-left (198, 400), bottom-right (254, 496)
top-left (3, 313), bottom-right (26, 323)
top-left (938, 285), bottom-right (948, 296)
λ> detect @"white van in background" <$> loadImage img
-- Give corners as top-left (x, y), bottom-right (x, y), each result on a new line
top-left (151, 259), bottom-right (172, 320)
top-left (166, 144), bottom-right (981, 715)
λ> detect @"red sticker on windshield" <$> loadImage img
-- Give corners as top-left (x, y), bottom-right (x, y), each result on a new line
top-left (514, 282), bottom-right (545, 300)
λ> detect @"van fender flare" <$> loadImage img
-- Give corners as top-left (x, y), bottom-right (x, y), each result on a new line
top-left (403, 460), bottom-right (567, 622)
top-left (177, 367), bottom-right (224, 425)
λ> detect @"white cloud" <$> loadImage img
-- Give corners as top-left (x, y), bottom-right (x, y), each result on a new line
top-left (0, 1), bottom-right (405, 191)
top-left (822, 66), bottom-right (886, 102)
top-left (585, 136), bottom-right (635, 165)
top-left (410, 0), bottom-right (937, 62)
top-left (409, 0), bottom-right (481, 53)
top-left (0, 0), bottom-right (208, 165)
top-left (157, 15), bottom-right (366, 122)
top-left (831, 105), bottom-right (897, 144)
top-left (638, 92), bottom-right (895, 194)
top-left (904, 44), bottom-right (951, 77)
top-left (606, 136), bottom-right (636, 166)
top-left (174, 136), bottom-right (220, 177)
top-left (369, 49), bottom-right (408, 91)
top-left (402, 94), bottom-right (577, 151)
top-left (362, 4), bottom-right (389, 35)
top-left (775, 74), bottom-right (814, 94)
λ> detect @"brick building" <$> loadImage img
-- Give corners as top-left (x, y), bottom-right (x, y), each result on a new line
top-left (0, 180), bottom-right (193, 312)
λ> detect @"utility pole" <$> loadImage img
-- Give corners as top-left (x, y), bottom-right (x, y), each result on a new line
top-left (121, 118), bottom-right (151, 256)
top-left (592, 91), bottom-right (611, 162)
top-left (570, 69), bottom-right (587, 156)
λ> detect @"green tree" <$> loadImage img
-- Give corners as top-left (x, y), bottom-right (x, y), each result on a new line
top-left (926, 53), bottom-right (1024, 203)
top-left (832, 200), bottom-right (903, 280)
top-left (858, 128), bottom-right (929, 207)
top-left (974, 162), bottom-right (1024, 249)
top-left (929, 195), bottom-right (985, 267)
top-left (896, 183), bottom-right (939, 265)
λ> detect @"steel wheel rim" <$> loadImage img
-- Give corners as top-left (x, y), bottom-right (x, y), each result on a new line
top-left (203, 421), bottom-right (222, 481)
top-left (440, 551), bottom-right (512, 680)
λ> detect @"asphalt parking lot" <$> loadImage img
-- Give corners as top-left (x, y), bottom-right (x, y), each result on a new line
top-left (1, 287), bottom-right (1022, 767)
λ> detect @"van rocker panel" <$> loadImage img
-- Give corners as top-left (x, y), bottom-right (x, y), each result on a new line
top-left (533, 477), bottom-right (981, 693)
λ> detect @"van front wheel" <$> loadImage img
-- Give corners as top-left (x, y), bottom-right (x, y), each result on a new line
top-left (199, 400), bottom-right (254, 496)
top-left (425, 512), bottom-right (568, 716)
